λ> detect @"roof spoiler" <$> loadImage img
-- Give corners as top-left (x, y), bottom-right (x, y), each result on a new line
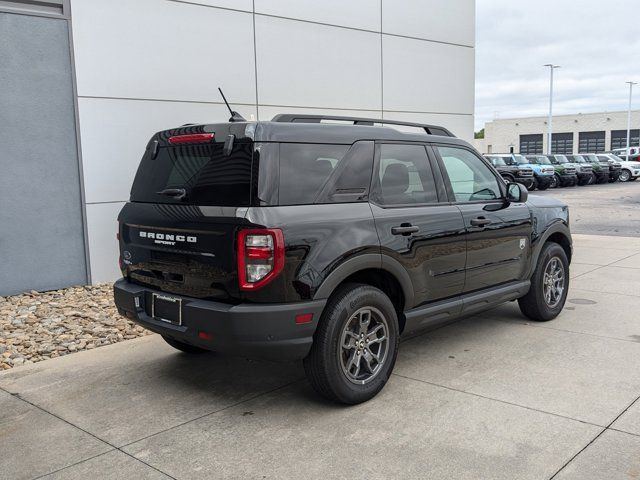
top-left (271, 114), bottom-right (455, 137)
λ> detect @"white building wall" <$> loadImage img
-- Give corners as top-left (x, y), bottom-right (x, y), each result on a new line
top-left (70, 0), bottom-right (476, 283)
top-left (480, 110), bottom-right (640, 154)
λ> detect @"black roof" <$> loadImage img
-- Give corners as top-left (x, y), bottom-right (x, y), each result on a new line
top-left (155, 114), bottom-right (470, 148)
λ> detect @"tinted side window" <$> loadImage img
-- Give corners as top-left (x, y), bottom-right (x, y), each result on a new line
top-left (437, 146), bottom-right (501, 202)
top-left (373, 144), bottom-right (438, 206)
top-left (278, 143), bottom-right (349, 205)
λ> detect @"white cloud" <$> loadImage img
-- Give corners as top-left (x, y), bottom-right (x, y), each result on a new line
top-left (475, 0), bottom-right (640, 131)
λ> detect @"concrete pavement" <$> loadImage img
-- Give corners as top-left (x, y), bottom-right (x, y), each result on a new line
top-left (2, 234), bottom-right (640, 480)
top-left (534, 182), bottom-right (640, 237)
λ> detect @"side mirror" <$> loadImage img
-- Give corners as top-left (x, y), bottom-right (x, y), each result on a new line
top-left (506, 182), bottom-right (528, 203)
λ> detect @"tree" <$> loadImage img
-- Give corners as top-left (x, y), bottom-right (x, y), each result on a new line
top-left (474, 128), bottom-right (485, 139)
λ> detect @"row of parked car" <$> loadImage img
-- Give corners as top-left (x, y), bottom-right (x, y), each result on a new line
top-left (483, 153), bottom-right (640, 190)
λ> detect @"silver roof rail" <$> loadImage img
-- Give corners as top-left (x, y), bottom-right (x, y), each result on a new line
top-left (271, 114), bottom-right (455, 137)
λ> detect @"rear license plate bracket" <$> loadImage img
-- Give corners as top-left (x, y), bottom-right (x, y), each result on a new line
top-left (151, 293), bottom-right (182, 325)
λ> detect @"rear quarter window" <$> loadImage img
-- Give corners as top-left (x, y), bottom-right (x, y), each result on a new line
top-left (277, 143), bottom-right (350, 205)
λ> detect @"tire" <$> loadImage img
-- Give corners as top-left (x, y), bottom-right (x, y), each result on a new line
top-left (619, 169), bottom-right (631, 182)
top-left (537, 178), bottom-right (549, 191)
top-left (502, 174), bottom-right (515, 183)
top-left (303, 283), bottom-right (399, 404)
top-left (524, 178), bottom-right (535, 191)
top-left (518, 242), bottom-right (569, 322)
top-left (588, 172), bottom-right (597, 185)
top-left (549, 174), bottom-right (559, 188)
top-left (162, 335), bottom-right (209, 354)
top-left (578, 175), bottom-right (591, 186)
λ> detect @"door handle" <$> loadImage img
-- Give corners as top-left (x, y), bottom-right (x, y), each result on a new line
top-left (391, 224), bottom-right (420, 236)
top-left (470, 217), bottom-right (492, 227)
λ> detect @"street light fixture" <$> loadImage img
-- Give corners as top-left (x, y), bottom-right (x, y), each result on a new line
top-left (626, 81), bottom-right (637, 159)
top-left (544, 64), bottom-right (561, 155)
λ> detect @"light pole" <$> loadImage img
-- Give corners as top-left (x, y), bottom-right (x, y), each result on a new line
top-left (544, 64), bottom-right (561, 155)
top-left (626, 81), bottom-right (637, 159)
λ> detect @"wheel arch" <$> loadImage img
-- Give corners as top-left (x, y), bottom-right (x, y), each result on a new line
top-left (529, 223), bottom-right (572, 278)
top-left (313, 254), bottom-right (414, 333)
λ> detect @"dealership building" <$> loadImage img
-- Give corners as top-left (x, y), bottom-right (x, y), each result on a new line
top-left (0, 0), bottom-right (475, 295)
top-left (474, 110), bottom-right (640, 155)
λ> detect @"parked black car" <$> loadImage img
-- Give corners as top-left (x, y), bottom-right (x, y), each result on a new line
top-left (582, 154), bottom-right (620, 182)
top-left (114, 114), bottom-right (572, 404)
top-left (484, 154), bottom-right (535, 190)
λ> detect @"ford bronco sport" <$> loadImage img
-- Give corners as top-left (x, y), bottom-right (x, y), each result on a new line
top-left (114, 114), bottom-right (572, 404)
top-left (483, 154), bottom-right (535, 190)
top-left (547, 155), bottom-right (582, 187)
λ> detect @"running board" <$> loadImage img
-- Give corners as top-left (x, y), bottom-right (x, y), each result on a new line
top-left (403, 281), bottom-right (530, 336)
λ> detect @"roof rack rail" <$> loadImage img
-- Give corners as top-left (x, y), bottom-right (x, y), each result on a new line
top-left (271, 114), bottom-right (455, 137)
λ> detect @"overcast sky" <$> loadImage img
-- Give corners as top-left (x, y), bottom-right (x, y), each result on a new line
top-left (475, 0), bottom-right (640, 131)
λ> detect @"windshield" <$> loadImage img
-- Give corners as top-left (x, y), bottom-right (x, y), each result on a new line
top-left (130, 141), bottom-right (253, 206)
top-left (584, 154), bottom-right (599, 162)
top-left (529, 156), bottom-right (551, 165)
top-left (571, 155), bottom-right (586, 163)
top-left (500, 156), bottom-right (517, 165)
top-left (512, 154), bottom-right (529, 165)
top-left (487, 156), bottom-right (507, 166)
top-left (553, 155), bottom-right (568, 164)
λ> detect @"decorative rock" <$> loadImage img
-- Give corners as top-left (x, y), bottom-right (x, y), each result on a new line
top-left (0, 283), bottom-right (150, 370)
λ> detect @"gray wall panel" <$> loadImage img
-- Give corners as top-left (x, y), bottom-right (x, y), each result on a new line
top-left (0, 12), bottom-right (86, 295)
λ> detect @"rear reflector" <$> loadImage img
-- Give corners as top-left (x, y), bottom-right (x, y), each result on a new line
top-left (168, 133), bottom-right (214, 145)
top-left (198, 331), bottom-right (213, 341)
top-left (295, 313), bottom-right (313, 325)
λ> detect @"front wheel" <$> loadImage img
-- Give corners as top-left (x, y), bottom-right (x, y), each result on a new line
top-left (619, 169), bottom-right (631, 182)
top-left (549, 174), bottom-right (559, 188)
top-left (537, 178), bottom-right (550, 191)
top-left (518, 242), bottom-right (569, 322)
top-left (304, 284), bottom-right (399, 404)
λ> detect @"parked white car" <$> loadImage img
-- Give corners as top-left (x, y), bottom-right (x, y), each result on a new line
top-left (598, 154), bottom-right (640, 182)
top-left (610, 147), bottom-right (640, 161)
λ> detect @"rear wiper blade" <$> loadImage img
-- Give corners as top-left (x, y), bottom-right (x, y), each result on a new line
top-left (156, 188), bottom-right (187, 200)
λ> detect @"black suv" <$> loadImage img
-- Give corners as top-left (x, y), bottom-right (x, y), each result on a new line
top-left (484, 154), bottom-right (535, 190)
top-left (114, 114), bottom-right (572, 404)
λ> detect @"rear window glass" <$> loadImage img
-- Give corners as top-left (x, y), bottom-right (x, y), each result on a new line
top-left (278, 143), bottom-right (349, 205)
top-left (130, 142), bottom-right (252, 206)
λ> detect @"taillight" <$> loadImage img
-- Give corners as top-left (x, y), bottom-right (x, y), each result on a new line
top-left (168, 133), bottom-right (214, 145)
top-left (237, 229), bottom-right (284, 291)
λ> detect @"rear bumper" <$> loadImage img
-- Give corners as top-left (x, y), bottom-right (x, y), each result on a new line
top-left (113, 278), bottom-right (326, 361)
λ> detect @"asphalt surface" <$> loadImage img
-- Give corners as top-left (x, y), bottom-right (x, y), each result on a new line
top-left (533, 180), bottom-right (640, 237)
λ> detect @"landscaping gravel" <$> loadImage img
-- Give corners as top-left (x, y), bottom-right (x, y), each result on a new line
top-left (0, 283), bottom-right (150, 370)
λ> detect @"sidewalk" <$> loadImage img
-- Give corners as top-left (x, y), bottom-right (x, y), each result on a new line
top-left (2, 234), bottom-right (640, 480)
